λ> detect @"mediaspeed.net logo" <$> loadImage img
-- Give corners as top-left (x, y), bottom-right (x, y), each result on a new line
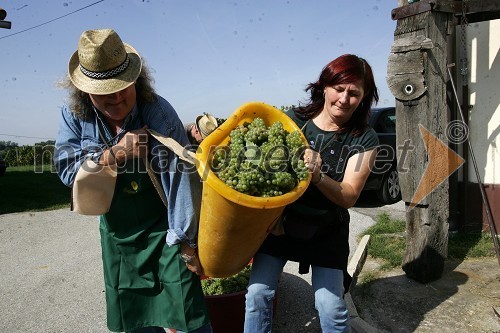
top-left (407, 121), bottom-right (467, 209)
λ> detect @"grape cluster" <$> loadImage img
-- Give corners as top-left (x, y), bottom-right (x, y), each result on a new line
top-left (201, 265), bottom-right (252, 296)
top-left (244, 117), bottom-right (268, 144)
top-left (211, 117), bottom-right (309, 197)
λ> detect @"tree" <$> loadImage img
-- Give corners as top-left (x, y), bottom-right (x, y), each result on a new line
top-left (2, 141), bottom-right (56, 167)
top-left (0, 140), bottom-right (18, 154)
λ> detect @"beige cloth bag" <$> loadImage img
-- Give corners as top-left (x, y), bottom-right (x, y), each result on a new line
top-left (72, 159), bottom-right (117, 215)
top-left (71, 127), bottom-right (174, 216)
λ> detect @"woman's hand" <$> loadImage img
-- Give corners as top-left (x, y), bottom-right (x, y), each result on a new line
top-left (303, 148), bottom-right (322, 183)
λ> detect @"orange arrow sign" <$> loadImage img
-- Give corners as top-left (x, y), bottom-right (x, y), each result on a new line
top-left (409, 125), bottom-right (465, 209)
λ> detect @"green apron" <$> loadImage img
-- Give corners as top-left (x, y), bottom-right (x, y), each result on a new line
top-left (99, 158), bottom-right (209, 332)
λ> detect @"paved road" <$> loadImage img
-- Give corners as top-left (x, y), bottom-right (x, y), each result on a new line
top-left (352, 191), bottom-right (406, 221)
top-left (0, 196), bottom-right (404, 332)
top-left (0, 210), bottom-right (106, 332)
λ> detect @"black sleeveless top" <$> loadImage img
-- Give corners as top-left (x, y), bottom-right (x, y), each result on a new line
top-left (258, 109), bottom-right (379, 275)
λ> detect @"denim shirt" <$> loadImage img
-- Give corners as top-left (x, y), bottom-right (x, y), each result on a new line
top-left (53, 94), bottom-right (202, 247)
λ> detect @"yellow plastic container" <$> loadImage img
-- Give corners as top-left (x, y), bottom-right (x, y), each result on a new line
top-left (195, 102), bottom-right (311, 277)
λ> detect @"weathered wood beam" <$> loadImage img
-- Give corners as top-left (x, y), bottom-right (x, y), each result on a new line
top-left (461, 10), bottom-right (500, 24)
top-left (435, 0), bottom-right (500, 15)
top-left (388, 7), bottom-right (454, 283)
top-left (392, 0), bottom-right (434, 20)
top-left (392, 0), bottom-right (500, 21)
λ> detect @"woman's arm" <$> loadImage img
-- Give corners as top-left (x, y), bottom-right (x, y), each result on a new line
top-left (306, 147), bottom-right (378, 208)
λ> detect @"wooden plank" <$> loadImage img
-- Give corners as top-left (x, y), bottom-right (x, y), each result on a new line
top-left (395, 11), bottom-right (429, 35)
top-left (391, 35), bottom-right (433, 52)
top-left (391, 0), bottom-right (433, 20)
top-left (393, 0), bottom-right (500, 18)
top-left (347, 235), bottom-right (370, 291)
top-left (388, 52), bottom-right (423, 75)
top-left (387, 49), bottom-right (426, 101)
top-left (435, 0), bottom-right (500, 15)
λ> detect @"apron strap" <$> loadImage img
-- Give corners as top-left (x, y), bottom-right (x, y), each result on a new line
top-left (143, 156), bottom-right (168, 209)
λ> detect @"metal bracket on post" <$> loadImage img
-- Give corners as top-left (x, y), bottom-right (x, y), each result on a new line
top-left (403, 100), bottom-right (420, 106)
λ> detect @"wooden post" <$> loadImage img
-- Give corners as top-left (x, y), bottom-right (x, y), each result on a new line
top-left (388, 1), bottom-right (454, 283)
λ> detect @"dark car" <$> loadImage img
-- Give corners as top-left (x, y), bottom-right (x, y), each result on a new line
top-left (0, 156), bottom-right (6, 176)
top-left (363, 107), bottom-right (401, 204)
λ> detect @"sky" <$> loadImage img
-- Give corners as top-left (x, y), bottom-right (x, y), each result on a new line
top-left (1, 0), bottom-right (397, 145)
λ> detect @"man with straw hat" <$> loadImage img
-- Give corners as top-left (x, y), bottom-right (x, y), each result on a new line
top-left (53, 29), bottom-right (212, 333)
top-left (186, 113), bottom-right (219, 145)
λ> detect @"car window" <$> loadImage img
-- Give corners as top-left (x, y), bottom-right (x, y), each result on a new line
top-left (375, 111), bottom-right (396, 134)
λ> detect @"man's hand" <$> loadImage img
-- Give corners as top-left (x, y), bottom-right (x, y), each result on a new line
top-left (114, 126), bottom-right (149, 163)
top-left (185, 256), bottom-right (204, 276)
top-left (180, 242), bottom-right (204, 276)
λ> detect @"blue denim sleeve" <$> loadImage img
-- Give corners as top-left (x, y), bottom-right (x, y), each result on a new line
top-left (144, 97), bottom-right (202, 248)
top-left (53, 106), bottom-right (104, 187)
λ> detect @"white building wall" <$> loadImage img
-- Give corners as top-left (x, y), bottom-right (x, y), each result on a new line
top-left (464, 19), bottom-right (500, 184)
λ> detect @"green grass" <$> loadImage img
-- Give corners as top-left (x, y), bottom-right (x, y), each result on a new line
top-left (448, 231), bottom-right (496, 259)
top-left (0, 165), bottom-right (71, 214)
top-left (361, 212), bottom-right (495, 271)
top-left (361, 213), bottom-right (407, 270)
top-left (363, 212), bottom-right (406, 235)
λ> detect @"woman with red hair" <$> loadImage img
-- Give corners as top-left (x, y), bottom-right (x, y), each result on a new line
top-left (244, 54), bottom-right (379, 332)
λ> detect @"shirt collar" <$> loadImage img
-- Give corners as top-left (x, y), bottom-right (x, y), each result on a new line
top-left (93, 104), bottom-right (139, 143)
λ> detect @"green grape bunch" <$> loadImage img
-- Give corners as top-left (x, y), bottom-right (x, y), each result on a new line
top-left (211, 117), bottom-right (309, 197)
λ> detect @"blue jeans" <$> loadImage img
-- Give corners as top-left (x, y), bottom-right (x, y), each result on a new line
top-left (127, 322), bottom-right (212, 333)
top-left (244, 253), bottom-right (350, 333)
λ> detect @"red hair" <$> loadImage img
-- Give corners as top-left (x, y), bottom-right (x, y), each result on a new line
top-left (296, 54), bottom-right (379, 136)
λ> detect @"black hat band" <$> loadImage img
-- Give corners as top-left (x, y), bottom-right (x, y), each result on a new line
top-left (79, 55), bottom-right (130, 80)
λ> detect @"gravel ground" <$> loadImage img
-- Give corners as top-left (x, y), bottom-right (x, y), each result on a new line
top-left (0, 198), bottom-right (403, 333)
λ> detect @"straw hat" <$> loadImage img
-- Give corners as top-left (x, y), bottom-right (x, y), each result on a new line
top-left (68, 29), bottom-right (142, 95)
top-left (195, 114), bottom-right (218, 139)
